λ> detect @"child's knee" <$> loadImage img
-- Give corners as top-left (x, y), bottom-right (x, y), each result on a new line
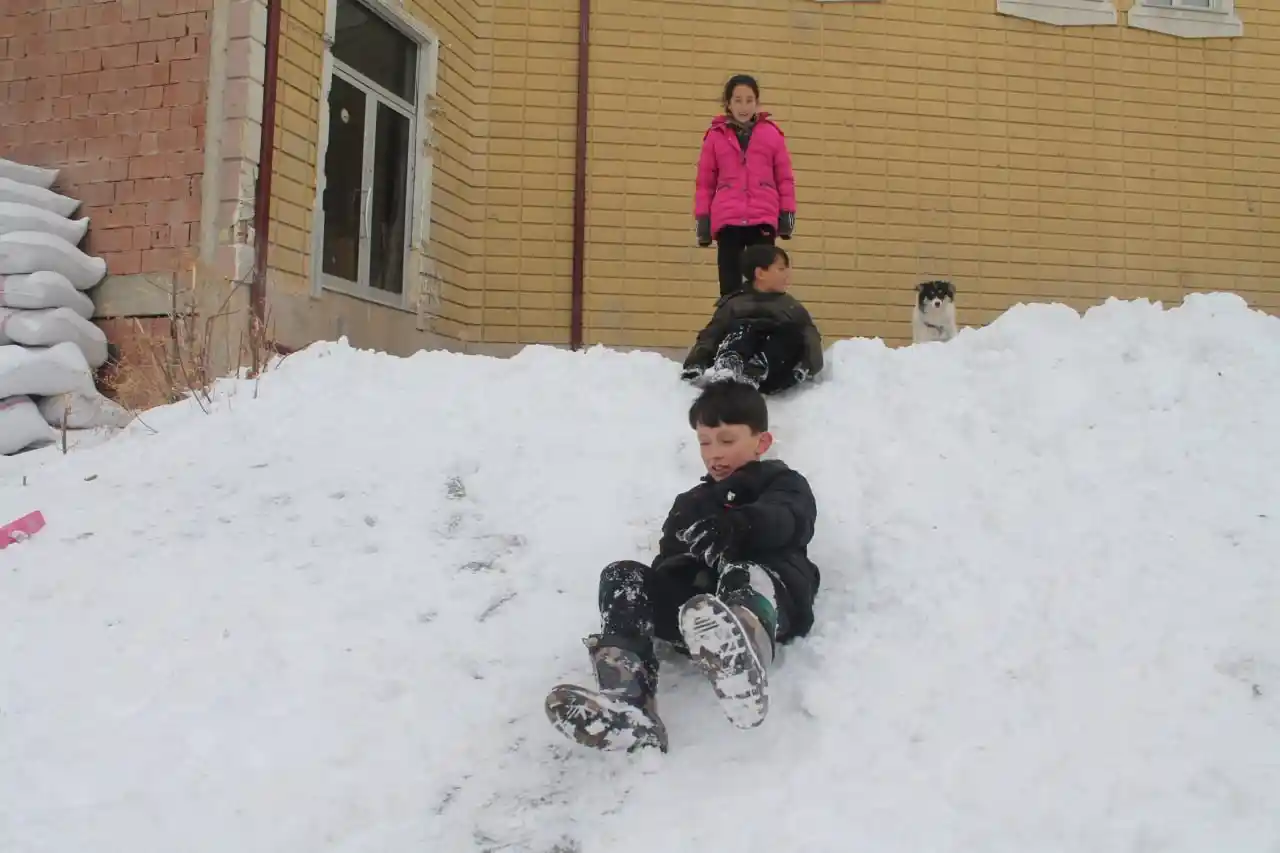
top-left (599, 560), bottom-right (649, 597)
top-left (719, 562), bottom-right (779, 606)
top-left (744, 564), bottom-right (778, 608)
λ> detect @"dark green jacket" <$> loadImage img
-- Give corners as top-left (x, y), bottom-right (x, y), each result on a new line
top-left (682, 288), bottom-right (824, 376)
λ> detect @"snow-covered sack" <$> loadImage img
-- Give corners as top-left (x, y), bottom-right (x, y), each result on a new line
top-left (0, 307), bottom-right (108, 368)
top-left (38, 388), bottom-right (132, 430)
top-left (0, 395), bottom-right (55, 455)
top-left (0, 176), bottom-right (79, 218)
top-left (0, 271), bottom-right (95, 319)
top-left (0, 342), bottom-right (94, 399)
top-left (0, 202), bottom-right (89, 245)
top-left (0, 157), bottom-right (58, 190)
top-left (0, 231), bottom-right (107, 290)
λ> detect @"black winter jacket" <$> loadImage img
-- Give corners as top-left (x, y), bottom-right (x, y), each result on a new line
top-left (653, 459), bottom-right (821, 639)
top-left (682, 288), bottom-right (824, 377)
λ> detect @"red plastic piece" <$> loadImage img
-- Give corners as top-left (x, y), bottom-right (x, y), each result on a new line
top-left (0, 510), bottom-right (46, 549)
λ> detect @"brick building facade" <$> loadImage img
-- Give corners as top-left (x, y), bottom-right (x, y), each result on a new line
top-left (1, 0), bottom-right (209, 284)
top-left (1, 0), bottom-right (262, 357)
top-left (3, 0), bottom-right (1278, 360)
top-left (264, 0), bottom-right (1279, 353)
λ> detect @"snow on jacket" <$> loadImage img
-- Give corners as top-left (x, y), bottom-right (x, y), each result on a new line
top-left (694, 112), bottom-right (796, 237)
top-left (652, 459), bottom-right (821, 639)
top-left (681, 287), bottom-right (824, 379)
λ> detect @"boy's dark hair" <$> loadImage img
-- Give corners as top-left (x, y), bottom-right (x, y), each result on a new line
top-left (722, 74), bottom-right (760, 106)
top-left (688, 380), bottom-right (769, 433)
top-left (740, 243), bottom-right (789, 285)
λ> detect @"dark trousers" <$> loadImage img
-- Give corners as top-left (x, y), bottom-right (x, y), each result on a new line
top-left (715, 224), bottom-right (776, 296)
top-left (597, 559), bottom-right (791, 663)
top-left (715, 322), bottom-right (807, 395)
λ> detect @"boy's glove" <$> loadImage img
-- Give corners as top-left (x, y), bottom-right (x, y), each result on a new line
top-left (677, 510), bottom-right (749, 567)
top-left (778, 211), bottom-right (795, 240)
top-left (696, 216), bottom-right (712, 247)
top-left (680, 366), bottom-right (702, 382)
top-left (792, 365), bottom-right (810, 385)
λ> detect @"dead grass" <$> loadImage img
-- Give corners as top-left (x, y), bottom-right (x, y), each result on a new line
top-left (97, 258), bottom-right (283, 416)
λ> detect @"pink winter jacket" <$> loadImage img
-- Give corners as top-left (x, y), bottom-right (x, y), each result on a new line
top-left (694, 112), bottom-right (796, 236)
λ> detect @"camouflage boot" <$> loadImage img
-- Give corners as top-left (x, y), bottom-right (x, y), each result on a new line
top-left (677, 564), bottom-right (778, 729)
top-left (544, 635), bottom-right (669, 753)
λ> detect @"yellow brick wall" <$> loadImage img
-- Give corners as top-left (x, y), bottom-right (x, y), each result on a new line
top-left (269, 0), bottom-right (325, 295)
top-left (473, 0), bottom-right (580, 345)
top-left (266, 0), bottom-right (488, 341)
top-left (578, 0), bottom-right (1280, 349)
top-left (268, 0), bottom-right (1280, 353)
top-left (418, 0), bottom-right (489, 339)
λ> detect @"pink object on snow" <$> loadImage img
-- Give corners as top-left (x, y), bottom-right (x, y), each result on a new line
top-left (693, 112), bottom-right (796, 237)
top-left (1, 510), bottom-right (46, 549)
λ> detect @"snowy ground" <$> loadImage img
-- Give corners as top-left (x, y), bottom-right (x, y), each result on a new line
top-left (2, 293), bottom-right (1279, 853)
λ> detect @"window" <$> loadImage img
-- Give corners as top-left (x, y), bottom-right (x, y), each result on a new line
top-left (317, 0), bottom-right (435, 305)
top-left (996, 0), bottom-right (1117, 27)
top-left (1128, 0), bottom-right (1242, 38)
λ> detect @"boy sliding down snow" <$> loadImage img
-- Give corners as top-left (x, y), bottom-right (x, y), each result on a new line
top-left (545, 381), bottom-right (821, 752)
top-left (681, 243), bottom-right (824, 394)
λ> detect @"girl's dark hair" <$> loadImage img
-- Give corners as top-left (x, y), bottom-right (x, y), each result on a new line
top-left (688, 380), bottom-right (769, 433)
top-left (740, 243), bottom-right (789, 283)
top-left (722, 74), bottom-right (760, 106)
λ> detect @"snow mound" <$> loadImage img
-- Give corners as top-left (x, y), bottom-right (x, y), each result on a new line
top-left (2, 293), bottom-right (1279, 853)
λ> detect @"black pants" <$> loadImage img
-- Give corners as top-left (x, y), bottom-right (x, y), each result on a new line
top-left (715, 224), bottom-right (776, 297)
top-left (597, 559), bottom-right (791, 662)
top-left (716, 322), bottom-right (807, 395)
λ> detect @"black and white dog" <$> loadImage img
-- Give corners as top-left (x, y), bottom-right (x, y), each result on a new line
top-left (912, 280), bottom-right (957, 344)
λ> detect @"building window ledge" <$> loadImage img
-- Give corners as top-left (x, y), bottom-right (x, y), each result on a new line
top-left (996, 0), bottom-right (1117, 27)
top-left (1127, 2), bottom-right (1243, 38)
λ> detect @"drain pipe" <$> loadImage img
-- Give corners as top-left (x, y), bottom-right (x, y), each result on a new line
top-left (569, 0), bottom-right (591, 350)
top-left (251, 0), bottom-right (282, 342)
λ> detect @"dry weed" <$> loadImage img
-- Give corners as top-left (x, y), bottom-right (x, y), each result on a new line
top-left (97, 258), bottom-right (282, 418)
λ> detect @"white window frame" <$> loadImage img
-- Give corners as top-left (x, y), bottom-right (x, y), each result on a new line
top-left (996, 0), bottom-right (1117, 27)
top-left (1127, 0), bottom-right (1242, 38)
top-left (310, 0), bottom-right (438, 311)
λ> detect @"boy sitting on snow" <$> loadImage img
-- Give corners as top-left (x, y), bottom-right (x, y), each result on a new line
top-left (544, 380), bottom-right (821, 752)
top-left (680, 243), bottom-right (824, 394)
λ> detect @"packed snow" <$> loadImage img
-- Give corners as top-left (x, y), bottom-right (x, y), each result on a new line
top-left (2, 293), bottom-right (1279, 852)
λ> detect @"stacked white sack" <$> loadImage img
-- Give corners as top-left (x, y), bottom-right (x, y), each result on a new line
top-left (0, 157), bottom-right (132, 454)
top-left (0, 307), bottom-right (109, 367)
top-left (0, 158), bottom-right (59, 190)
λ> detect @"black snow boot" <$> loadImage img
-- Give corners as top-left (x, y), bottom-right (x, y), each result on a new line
top-left (544, 634), bottom-right (669, 753)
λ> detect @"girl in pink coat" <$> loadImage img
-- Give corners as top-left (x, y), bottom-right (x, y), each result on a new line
top-left (694, 74), bottom-right (797, 296)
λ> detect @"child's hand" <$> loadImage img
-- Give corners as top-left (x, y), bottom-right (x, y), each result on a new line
top-left (677, 511), bottom-right (747, 567)
top-left (792, 365), bottom-right (810, 384)
top-left (778, 212), bottom-right (795, 239)
top-left (680, 366), bottom-right (702, 383)
top-left (696, 217), bottom-right (712, 247)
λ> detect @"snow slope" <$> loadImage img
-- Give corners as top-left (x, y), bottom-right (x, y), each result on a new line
top-left (2, 293), bottom-right (1279, 853)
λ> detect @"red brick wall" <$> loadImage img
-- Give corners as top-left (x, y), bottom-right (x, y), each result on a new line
top-left (0, 0), bottom-right (212, 278)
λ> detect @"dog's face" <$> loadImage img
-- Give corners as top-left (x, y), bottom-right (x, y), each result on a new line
top-left (916, 280), bottom-right (956, 312)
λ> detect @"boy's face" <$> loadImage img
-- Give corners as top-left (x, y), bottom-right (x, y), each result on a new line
top-left (754, 258), bottom-right (791, 293)
top-left (696, 422), bottom-right (773, 481)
